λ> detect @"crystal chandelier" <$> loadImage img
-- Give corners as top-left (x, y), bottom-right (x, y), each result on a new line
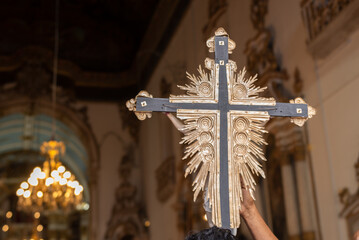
top-left (16, 0), bottom-right (84, 213)
top-left (16, 140), bottom-right (84, 212)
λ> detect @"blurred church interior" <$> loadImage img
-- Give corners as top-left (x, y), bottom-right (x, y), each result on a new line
top-left (0, 0), bottom-right (358, 239)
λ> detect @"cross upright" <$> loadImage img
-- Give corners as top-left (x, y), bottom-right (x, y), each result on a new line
top-left (126, 28), bottom-right (315, 229)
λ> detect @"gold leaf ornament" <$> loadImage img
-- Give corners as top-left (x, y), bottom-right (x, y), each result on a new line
top-left (206, 27), bottom-right (236, 54)
top-left (290, 97), bottom-right (316, 127)
top-left (126, 90), bottom-right (153, 120)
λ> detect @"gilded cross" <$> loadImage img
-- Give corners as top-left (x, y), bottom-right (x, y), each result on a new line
top-left (126, 28), bottom-right (315, 229)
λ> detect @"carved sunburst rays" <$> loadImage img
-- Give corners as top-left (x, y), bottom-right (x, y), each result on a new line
top-left (177, 109), bottom-right (270, 228)
top-left (170, 63), bottom-right (218, 103)
top-left (228, 66), bottom-right (275, 105)
top-left (228, 111), bottom-right (269, 228)
top-left (182, 66), bottom-right (212, 97)
top-left (233, 68), bottom-right (265, 98)
top-left (177, 109), bottom-right (222, 225)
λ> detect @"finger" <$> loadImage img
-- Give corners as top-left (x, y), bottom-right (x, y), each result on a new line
top-left (239, 175), bottom-right (248, 190)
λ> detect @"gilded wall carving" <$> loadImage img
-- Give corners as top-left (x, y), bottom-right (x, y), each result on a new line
top-left (105, 147), bottom-right (148, 240)
top-left (301, 0), bottom-right (354, 41)
top-left (301, 0), bottom-right (359, 58)
top-left (339, 155), bottom-right (359, 239)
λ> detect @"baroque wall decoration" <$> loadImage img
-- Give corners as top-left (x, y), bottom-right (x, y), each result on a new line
top-left (301, 0), bottom-right (359, 58)
top-left (301, 0), bottom-right (355, 42)
top-left (244, 0), bottom-right (288, 88)
top-left (339, 155), bottom-right (359, 239)
top-left (105, 146), bottom-right (148, 240)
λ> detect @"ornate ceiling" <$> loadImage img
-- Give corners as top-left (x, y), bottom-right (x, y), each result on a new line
top-left (0, 0), bottom-right (190, 101)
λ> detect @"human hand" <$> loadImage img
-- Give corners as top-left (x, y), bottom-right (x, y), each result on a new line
top-left (240, 181), bottom-right (256, 219)
top-left (163, 112), bottom-right (185, 133)
top-left (353, 230), bottom-right (359, 240)
top-left (239, 182), bottom-right (277, 240)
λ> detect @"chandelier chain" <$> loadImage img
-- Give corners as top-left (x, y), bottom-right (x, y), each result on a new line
top-left (52, 0), bottom-right (60, 137)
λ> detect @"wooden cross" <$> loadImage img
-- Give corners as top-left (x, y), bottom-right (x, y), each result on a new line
top-left (126, 28), bottom-right (315, 229)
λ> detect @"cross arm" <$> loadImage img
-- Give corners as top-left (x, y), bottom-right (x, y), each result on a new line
top-left (135, 96), bottom-right (311, 118)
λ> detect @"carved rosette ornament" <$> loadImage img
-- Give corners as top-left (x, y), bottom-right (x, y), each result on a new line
top-left (126, 91), bottom-right (153, 120)
top-left (126, 28), bottom-right (316, 229)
